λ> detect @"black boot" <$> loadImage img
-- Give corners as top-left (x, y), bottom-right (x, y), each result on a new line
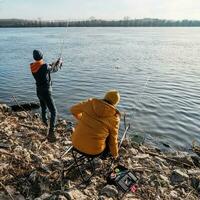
top-left (47, 128), bottom-right (56, 143)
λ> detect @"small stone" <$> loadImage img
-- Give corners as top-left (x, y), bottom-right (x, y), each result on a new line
top-left (30, 153), bottom-right (42, 163)
top-left (63, 140), bottom-right (72, 146)
top-left (154, 156), bottom-right (168, 165)
top-left (135, 153), bottom-right (150, 159)
top-left (170, 169), bottom-right (189, 185)
top-left (101, 185), bottom-right (118, 197)
top-left (34, 193), bottom-right (51, 200)
top-left (119, 147), bottom-right (128, 155)
top-left (170, 190), bottom-right (178, 198)
top-left (130, 148), bottom-right (138, 155)
top-left (67, 189), bottom-right (87, 199)
top-left (17, 111), bottom-right (28, 118)
top-left (33, 113), bottom-right (40, 118)
top-left (121, 138), bottom-right (131, 147)
top-left (60, 119), bottom-right (67, 125)
top-left (160, 174), bottom-right (170, 186)
top-left (98, 196), bottom-right (107, 200)
top-left (57, 195), bottom-right (68, 200)
top-left (94, 158), bottom-right (103, 168)
top-left (188, 169), bottom-right (200, 176)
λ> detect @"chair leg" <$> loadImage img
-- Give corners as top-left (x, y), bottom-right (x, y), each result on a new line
top-left (71, 149), bottom-right (97, 183)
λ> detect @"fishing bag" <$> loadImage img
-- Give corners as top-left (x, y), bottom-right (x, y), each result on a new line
top-left (107, 165), bottom-right (138, 193)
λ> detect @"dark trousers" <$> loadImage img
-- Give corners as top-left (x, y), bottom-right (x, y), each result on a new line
top-left (37, 87), bottom-right (57, 130)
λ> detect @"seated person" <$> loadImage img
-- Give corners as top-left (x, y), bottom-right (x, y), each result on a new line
top-left (70, 90), bottom-right (121, 159)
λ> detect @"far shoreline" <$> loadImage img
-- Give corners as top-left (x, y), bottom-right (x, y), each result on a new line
top-left (1, 18), bottom-right (200, 28)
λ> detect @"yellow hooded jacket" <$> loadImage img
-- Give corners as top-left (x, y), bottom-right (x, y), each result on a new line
top-left (70, 98), bottom-right (120, 158)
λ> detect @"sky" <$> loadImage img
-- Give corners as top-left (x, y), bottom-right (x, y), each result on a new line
top-left (0, 0), bottom-right (200, 20)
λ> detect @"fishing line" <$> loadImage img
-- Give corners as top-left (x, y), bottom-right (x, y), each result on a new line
top-left (58, 21), bottom-right (69, 59)
top-left (123, 73), bottom-right (152, 138)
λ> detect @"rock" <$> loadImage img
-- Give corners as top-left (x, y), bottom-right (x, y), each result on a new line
top-left (170, 190), bottom-right (178, 199)
top-left (191, 156), bottom-right (200, 167)
top-left (135, 153), bottom-right (150, 159)
top-left (154, 156), bottom-right (168, 165)
top-left (191, 177), bottom-right (200, 193)
top-left (188, 169), bottom-right (200, 176)
top-left (57, 195), bottom-right (68, 200)
top-left (30, 153), bottom-right (43, 163)
top-left (119, 147), bottom-right (128, 155)
top-left (100, 185), bottom-right (118, 197)
top-left (34, 193), bottom-right (51, 200)
top-left (98, 196), bottom-right (107, 200)
top-left (62, 140), bottom-right (72, 146)
top-left (0, 104), bottom-right (11, 112)
top-left (129, 148), bottom-right (138, 155)
top-left (170, 169), bottom-right (189, 185)
top-left (59, 119), bottom-right (67, 125)
top-left (0, 193), bottom-right (10, 200)
top-left (94, 158), bottom-right (103, 169)
top-left (169, 152), bottom-right (194, 166)
top-left (67, 189), bottom-right (87, 199)
top-left (17, 111), bottom-right (28, 118)
top-left (121, 138), bottom-right (132, 148)
top-left (160, 174), bottom-right (170, 186)
top-left (33, 113), bottom-right (40, 118)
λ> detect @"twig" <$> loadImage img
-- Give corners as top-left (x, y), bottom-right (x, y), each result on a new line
top-left (185, 189), bottom-right (195, 200)
top-left (0, 182), bottom-right (15, 200)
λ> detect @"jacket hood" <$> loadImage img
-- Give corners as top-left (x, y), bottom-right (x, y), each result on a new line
top-left (91, 99), bottom-right (119, 118)
top-left (30, 60), bottom-right (44, 73)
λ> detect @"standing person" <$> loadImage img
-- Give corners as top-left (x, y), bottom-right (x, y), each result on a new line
top-left (30, 49), bottom-right (62, 143)
top-left (70, 90), bottom-right (121, 159)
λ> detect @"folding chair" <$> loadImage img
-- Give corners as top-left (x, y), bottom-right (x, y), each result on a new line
top-left (70, 147), bottom-right (101, 183)
top-left (62, 146), bottom-right (101, 184)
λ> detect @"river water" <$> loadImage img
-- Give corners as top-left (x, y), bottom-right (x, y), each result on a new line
top-left (0, 27), bottom-right (200, 150)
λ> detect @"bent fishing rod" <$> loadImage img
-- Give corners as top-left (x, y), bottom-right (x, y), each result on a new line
top-left (51, 21), bottom-right (69, 70)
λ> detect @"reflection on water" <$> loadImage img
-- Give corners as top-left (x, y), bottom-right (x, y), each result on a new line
top-left (0, 27), bottom-right (200, 150)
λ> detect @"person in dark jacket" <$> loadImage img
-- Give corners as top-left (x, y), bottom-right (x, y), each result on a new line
top-left (30, 49), bottom-right (62, 143)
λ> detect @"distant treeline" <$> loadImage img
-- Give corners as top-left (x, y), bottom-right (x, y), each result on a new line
top-left (1, 18), bottom-right (200, 27)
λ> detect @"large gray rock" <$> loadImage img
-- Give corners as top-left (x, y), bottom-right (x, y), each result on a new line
top-left (170, 169), bottom-right (189, 185)
top-left (0, 104), bottom-right (10, 112)
top-left (100, 185), bottom-right (118, 197)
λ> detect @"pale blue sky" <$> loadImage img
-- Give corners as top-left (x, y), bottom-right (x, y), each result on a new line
top-left (0, 0), bottom-right (200, 20)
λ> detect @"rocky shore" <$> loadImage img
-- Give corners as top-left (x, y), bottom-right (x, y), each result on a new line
top-left (0, 104), bottom-right (200, 200)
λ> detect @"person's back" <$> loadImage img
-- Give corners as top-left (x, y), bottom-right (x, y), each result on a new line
top-left (30, 60), bottom-right (51, 89)
top-left (30, 50), bottom-right (62, 143)
top-left (70, 90), bottom-right (121, 159)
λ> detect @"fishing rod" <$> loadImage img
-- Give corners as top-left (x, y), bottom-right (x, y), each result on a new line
top-left (51, 21), bottom-right (69, 70)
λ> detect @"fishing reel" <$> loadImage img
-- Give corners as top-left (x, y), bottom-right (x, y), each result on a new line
top-left (51, 57), bottom-right (63, 71)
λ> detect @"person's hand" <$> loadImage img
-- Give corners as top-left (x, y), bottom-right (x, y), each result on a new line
top-left (51, 58), bottom-right (63, 70)
top-left (55, 57), bottom-right (63, 69)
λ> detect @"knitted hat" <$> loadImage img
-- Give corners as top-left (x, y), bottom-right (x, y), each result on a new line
top-left (33, 49), bottom-right (43, 61)
top-left (104, 90), bottom-right (120, 106)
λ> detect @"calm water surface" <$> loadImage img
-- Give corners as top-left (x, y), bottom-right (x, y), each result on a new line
top-left (0, 27), bottom-right (200, 150)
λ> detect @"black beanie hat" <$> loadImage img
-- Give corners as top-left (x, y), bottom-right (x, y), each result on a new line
top-left (33, 49), bottom-right (43, 61)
